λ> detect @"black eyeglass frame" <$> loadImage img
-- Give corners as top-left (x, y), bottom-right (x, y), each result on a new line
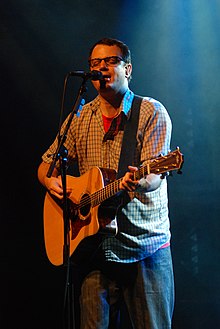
top-left (88, 56), bottom-right (125, 68)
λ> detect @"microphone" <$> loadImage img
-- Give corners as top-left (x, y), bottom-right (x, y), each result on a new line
top-left (69, 70), bottom-right (103, 80)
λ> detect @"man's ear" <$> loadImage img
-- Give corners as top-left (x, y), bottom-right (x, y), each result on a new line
top-left (125, 63), bottom-right (132, 79)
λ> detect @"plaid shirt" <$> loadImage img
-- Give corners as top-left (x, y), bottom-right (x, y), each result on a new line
top-left (42, 89), bottom-right (172, 263)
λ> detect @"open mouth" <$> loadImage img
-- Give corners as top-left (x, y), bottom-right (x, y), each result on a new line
top-left (102, 74), bottom-right (111, 81)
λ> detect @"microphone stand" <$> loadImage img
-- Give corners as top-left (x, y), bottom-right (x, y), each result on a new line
top-left (46, 73), bottom-right (89, 329)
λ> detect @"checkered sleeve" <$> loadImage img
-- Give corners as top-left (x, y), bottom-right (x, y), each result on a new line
top-left (139, 97), bottom-right (172, 164)
top-left (41, 113), bottom-right (78, 171)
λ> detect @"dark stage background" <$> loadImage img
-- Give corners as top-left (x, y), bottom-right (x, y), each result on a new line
top-left (1, 1), bottom-right (220, 328)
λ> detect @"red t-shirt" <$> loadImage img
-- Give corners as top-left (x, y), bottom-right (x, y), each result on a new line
top-left (102, 113), bottom-right (122, 134)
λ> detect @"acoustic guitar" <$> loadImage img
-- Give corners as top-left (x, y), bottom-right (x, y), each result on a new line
top-left (43, 148), bottom-right (183, 265)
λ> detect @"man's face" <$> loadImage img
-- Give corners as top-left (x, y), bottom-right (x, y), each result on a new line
top-left (89, 44), bottom-right (132, 95)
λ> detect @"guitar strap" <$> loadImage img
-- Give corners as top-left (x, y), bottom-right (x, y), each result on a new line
top-left (116, 94), bottom-right (143, 179)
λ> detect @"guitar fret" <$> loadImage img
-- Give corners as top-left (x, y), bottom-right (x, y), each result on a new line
top-left (92, 178), bottom-right (121, 207)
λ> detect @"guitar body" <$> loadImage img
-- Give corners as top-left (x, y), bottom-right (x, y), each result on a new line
top-left (44, 167), bottom-right (117, 266)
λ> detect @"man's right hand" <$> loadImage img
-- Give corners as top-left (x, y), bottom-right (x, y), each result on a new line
top-left (44, 176), bottom-right (64, 199)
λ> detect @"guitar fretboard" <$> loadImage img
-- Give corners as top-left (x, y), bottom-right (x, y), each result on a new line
top-left (76, 148), bottom-right (183, 210)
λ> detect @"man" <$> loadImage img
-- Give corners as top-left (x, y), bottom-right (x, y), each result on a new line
top-left (38, 38), bottom-right (174, 329)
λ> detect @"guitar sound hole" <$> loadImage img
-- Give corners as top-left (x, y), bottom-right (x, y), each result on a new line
top-left (79, 193), bottom-right (91, 219)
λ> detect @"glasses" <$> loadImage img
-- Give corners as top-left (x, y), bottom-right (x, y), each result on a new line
top-left (89, 56), bottom-right (125, 68)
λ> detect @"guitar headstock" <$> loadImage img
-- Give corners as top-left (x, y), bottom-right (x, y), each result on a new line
top-left (150, 147), bottom-right (184, 176)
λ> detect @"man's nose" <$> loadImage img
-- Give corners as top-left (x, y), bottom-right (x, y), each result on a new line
top-left (99, 59), bottom-right (108, 69)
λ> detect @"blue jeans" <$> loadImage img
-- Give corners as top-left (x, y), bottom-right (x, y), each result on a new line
top-left (79, 247), bottom-right (174, 329)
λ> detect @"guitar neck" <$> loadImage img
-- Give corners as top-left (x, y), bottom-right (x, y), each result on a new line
top-left (90, 148), bottom-right (183, 208)
top-left (92, 164), bottom-right (151, 207)
top-left (92, 177), bottom-right (123, 207)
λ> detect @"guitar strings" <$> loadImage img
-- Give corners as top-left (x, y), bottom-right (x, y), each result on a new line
top-left (74, 178), bottom-right (122, 210)
top-left (71, 163), bottom-right (157, 210)
top-left (70, 151), bottom-right (180, 211)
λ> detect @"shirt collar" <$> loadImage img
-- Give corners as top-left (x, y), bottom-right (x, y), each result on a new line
top-left (119, 89), bottom-right (134, 119)
top-left (90, 89), bottom-right (134, 119)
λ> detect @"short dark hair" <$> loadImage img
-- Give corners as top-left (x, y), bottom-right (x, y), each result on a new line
top-left (88, 37), bottom-right (131, 64)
